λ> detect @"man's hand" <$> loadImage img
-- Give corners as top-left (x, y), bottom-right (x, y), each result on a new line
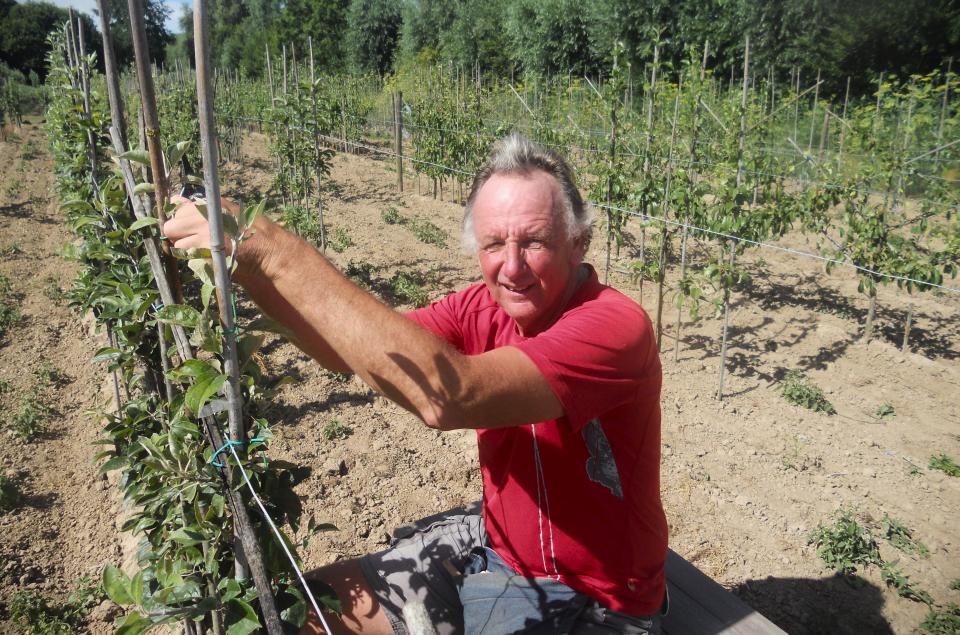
top-left (165, 194), bottom-right (242, 255)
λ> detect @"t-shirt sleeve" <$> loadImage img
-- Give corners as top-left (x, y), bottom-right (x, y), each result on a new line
top-left (405, 291), bottom-right (467, 352)
top-left (512, 295), bottom-right (658, 431)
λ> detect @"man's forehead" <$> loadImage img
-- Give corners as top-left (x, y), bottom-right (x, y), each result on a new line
top-left (474, 171), bottom-right (561, 215)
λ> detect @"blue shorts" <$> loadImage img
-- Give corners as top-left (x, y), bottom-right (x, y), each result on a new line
top-left (359, 508), bottom-right (664, 635)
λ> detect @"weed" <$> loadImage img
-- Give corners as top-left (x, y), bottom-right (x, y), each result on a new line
top-left (0, 379), bottom-right (11, 395)
top-left (881, 562), bottom-right (933, 604)
top-left (929, 453), bottom-right (960, 477)
top-left (5, 364), bottom-right (64, 441)
top-left (8, 574), bottom-right (100, 634)
top-left (345, 260), bottom-right (376, 288)
top-left (781, 370), bottom-right (836, 415)
top-left (329, 227), bottom-right (354, 253)
top-left (322, 418), bottom-right (352, 441)
top-left (280, 204), bottom-right (324, 246)
top-left (381, 206), bottom-right (403, 225)
top-left (949, 578), bottom-right (960, 591)
top-left (780, 434), bottom-right (822, 472)
top-left (1, 242), bottom-right (22, 257)
top-left (42, 275), bottom-right (64, 304)
top-left (407, 217), bottom-right (448, 248)
top-left (882, 513), bottom-right (929, 557)
top-left (0, 273), bottom-right (23, 339)
top-left (0, 473), bottom-right (22, 512)
top-left (389, 271), bottom-right (430, 308)
top-left (20, 139), bottom-right (39, 160)
top-left (876, 403), bottom-right (896, 420)
top-left (920, 603), bottom-right (960, 634)
top-left (807, 509), bottom-right (880, 574)
top-left (326, 370), bottom-right (351, 383)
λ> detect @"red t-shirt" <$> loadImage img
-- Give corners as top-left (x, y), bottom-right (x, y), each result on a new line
top-left (408, 265), bottom-right (667, 615)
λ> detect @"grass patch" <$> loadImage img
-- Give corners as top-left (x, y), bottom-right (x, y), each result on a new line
top-left (0, 473), bottom-right (22, 512)
top-left (929, 453), bottom-right (960, 477)
top-left (882, 513), bottom-right (929, 557)
top-left (280, 204), bottom-right (324, 246)
top-left (42, 275), bottom-right (64, 304)
top-left (381, 206), bottom-right (403, 225)
top-left (807, 509), bottom-right (880, 574)
top-left (921, 603), bottom-right (960, 634)
top-left (5, 364), bottom-right (66, 442)
top-left (322, 418), bottom-right (352, 441)
top-left (329, 227), bottom-right (353, 253)
top-left (0, 274), bottom-right (24, 339)
top-left (881, 562), bottom-right (934, 604)
top-left (345, 260), bottom-right (376, 289)
top-left (875, 403), bottom-right (896, 420)
top-left (388, 270), bottom-right (430, 308)
top-left (9, 574), bottom-right (103, 634)
top-left (407, 217), bottom-right (448, 248)
top-left (781, 370), bottom-right (836, 415)
top-left (380, 207), bottom-right (448, 247)
top-left (1, 242), bottom-right (22, 257)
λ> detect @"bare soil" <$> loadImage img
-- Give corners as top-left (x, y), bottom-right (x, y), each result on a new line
top-left (0, 120), bottom-right (957, 634)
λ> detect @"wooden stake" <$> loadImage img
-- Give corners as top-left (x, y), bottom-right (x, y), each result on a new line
top-left (308, 36), bottom-right (326, 251)
top-left (193, 1), bottom-right (284, 631)
top-left (395, 90), bottom-right (404, 192)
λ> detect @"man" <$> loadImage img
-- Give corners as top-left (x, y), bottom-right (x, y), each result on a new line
top-left (166, 134), bottom-right (667, 634)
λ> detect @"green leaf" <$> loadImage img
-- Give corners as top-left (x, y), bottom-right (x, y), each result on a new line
top-left (99, 455), bottom-right (127, 474)
top-left (188, 258), bottom-right (215, 286)
top-left (114, 612), bottom-right (152, 635)
top-left (170, 527), bottom-right (207, 546)
top-left (222, 214), bottom-right (240, 240)
top-left (185, 370), bottom-right (227, 415)
top-left (156, 304), bottom-right (201, 328)
top-left (103, 564), bottom-right (134, 606)
top-left (169, 358), bottom-right (219, 381)
top-left (242, 199), bottom-right (267, 232)
top-left (133, 182), bottom-right (155, 195)
top-left (129, 570), bottom-right (144, 604)
top-left (127, 216), bottom-right (160, 237)
top-left (227, 599), bottom-right (262, 635)
top-left (92, 347), bottom-right (123, 363)
top-left (117, 149), bottom-right (151, 166)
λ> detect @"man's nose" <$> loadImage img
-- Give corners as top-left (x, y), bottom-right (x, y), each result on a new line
top-left (502, 243), bottom-right (527, 278)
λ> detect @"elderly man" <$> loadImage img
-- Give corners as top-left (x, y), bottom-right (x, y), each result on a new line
top-left (166, 134), bottom-right (667, 635)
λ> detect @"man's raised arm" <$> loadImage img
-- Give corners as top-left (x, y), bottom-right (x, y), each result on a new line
top-left (163, 198), bottom-right (562, 431)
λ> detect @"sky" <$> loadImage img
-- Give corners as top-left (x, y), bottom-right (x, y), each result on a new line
top-left (47, 0), bottom-right (186, 35)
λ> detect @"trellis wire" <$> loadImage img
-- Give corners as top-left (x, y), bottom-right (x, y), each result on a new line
top-left (226, 113), bottom-right (960, 211)
top-left (229, 114), bottom-right (960, 295)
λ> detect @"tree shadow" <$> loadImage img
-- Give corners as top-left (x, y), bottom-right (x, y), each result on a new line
top-left (732, 574), bottom-right (895, 635)
top-left (22, 491), bottom-right (59, 510)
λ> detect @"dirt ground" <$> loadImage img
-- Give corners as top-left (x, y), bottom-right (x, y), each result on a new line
top-left (0, 118), bottom-right (958, 634)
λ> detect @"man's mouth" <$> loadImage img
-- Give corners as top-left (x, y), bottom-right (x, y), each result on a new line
top-left (501, 283), bottom-right (533, 294)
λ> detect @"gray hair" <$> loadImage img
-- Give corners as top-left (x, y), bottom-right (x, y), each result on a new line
top-left (462, 133), bottom-right (593, 252)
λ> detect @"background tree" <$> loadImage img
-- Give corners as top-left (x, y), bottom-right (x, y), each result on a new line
top-left (98, 0), bottom-right (173, 69)
top-left (347, 0), bottom-right (403, 75)
top-left (0, 1), bottom-right (99, 80)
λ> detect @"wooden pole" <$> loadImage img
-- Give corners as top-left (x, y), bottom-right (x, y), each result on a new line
top-left (839, 76), bottom-right (851, 159)
top-left (96, 0), bottom-right (128, 148)
top-left (935, 57), bottom-right (953, 168)
top-left (308, 36), bottom-right (326, 251)
top-left (126, 0), bottom-right (182, 302)
top-left (395, 90), bottom-right (404, 192)
top-left (603, 108), bottom-right (618, 285)
top-left (807, 69), bottom-right (821, 154)
top-left (655, 88), bottom-right (681, 351)
top-left (193, 2), bottom-right (284, 631)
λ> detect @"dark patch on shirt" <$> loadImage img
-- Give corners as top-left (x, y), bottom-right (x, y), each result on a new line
top-left (582, 418), bottom-right (623, 499)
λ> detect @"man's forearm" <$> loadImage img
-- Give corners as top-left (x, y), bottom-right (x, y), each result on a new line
top-left (232, 216), bottom-right (470, 425)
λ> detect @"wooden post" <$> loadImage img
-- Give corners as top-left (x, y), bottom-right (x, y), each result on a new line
top-left (935, 57), bottom-right (953, 168)
top-left (817, 109), bottom-right (830, 162)
top-left (655, 89), bottom-right (681, 351)
top-left (395, 90), bottom-right (404, 192)
top-left (839, 76), bottom-right (851, 159)
top-left (265, 43), bottom-right (275, 103)
top-left (603, 108), bottom-right (618, 285)
top-left (901, 304), bottom-right (913, 352)
top-left (716, 241), bottom-right (736, 400)
top-left (735, 36), bottom-right (749, 188)
top-left (807, 69), bottom-right (821, 153)
top-left (193, 2), bottom-right (284, 632)
top-left (307, 36), bottom-right (326, 251)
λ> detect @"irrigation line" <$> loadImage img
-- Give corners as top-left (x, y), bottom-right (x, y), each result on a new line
top-left (227, 443), bottom-right (332, 634)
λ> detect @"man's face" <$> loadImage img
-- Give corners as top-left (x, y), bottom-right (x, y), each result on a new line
top-left (472, 170), bottom-right (585, 336)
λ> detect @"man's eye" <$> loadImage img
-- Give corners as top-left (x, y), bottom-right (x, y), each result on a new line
top-left (525, 240), bottom-right (545, 249)
top-left (483, 242), bottom-right (504, 252)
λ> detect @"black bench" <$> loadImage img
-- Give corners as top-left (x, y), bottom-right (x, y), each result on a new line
top-left (664, 550), bottom-right (785, 634)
